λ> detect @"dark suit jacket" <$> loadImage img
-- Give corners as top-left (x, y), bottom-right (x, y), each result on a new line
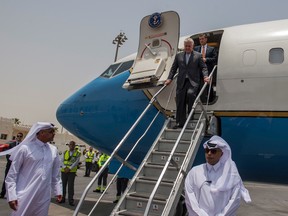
top-left (168, 51), bottom-right (208, 93)
top-left (5, 140), bottom-right (17, 162)
top-left (194, 45), bottom-right (217, 73)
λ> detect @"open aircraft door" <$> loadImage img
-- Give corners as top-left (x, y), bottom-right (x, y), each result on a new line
top-left (123, 11), bottom-right (180, 90)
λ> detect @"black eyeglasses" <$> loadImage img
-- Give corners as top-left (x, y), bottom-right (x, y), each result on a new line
top-left (205, 148), bottom-right (219, 154)
top-left (17, 135), bottom-right (23, 138)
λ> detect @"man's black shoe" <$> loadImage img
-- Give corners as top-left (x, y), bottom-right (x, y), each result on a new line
top-left (93, 189), bottom-right (101, 193)
top-left (113, 199), bottom-right (119, 203)
top-left (59, 198), bottom-right (65, 203)
top-left (0, 194), bottom-right (5, 199)
top-left (172, 124), bottom-right (183, 129)
top-left (69, 202), bottom-right (75, 206)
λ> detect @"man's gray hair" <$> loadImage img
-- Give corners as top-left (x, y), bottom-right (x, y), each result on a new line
top-left (184, 37), bottom-right (194, 45)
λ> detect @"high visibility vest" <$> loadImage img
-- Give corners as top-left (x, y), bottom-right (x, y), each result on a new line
top-left (61, 150), bottom-right (81, 173)
top-left (85, 151), bottom-right (95, 163)
top-left (98, 154), bottom-right (110, 167)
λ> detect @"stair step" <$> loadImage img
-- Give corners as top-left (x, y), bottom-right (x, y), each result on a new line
top-left (169, 119), bottom-right (199, 129)
top-left (157, 138), bottom-right (191, 153)
top-left (137, 176), bottom-right (174, 184)
top-left (117, 209), bottom-right (159, 216)
top-left (131, 178), bottom-right (173, 199)
top-left (121, 193), bottom-right (166, 215)
top-left (142, 163), bottom-right (178, 180)
top-left (150, 150), bottom-right (186, 165)
top-left (128, 191), bottom-right (167, 201)
top-left (163, 129), bottom-right (196, 141)
top-left (117, 210), bottom-right (143, 216)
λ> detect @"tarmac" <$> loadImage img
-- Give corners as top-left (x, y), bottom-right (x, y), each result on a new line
top-left (1, 157), bottom-right (288, 216)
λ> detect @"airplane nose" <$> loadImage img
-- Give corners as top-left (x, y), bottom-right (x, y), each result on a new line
top-left (56, 72), bottom-right (165, 165)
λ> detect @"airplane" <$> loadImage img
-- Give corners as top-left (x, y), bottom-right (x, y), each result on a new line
top-left (56, 10), bottom-right (288, 215)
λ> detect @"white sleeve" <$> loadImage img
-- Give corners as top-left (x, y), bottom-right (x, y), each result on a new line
top-left (5, 146), bottom-right (26, 202)
top-left (51, 149), bottom-right (62, 196)
top-left (217, 184), bottom-right (241, 216)
top-left (84, 152), bottom-right (88, 159)
top-left (70, 156), bottom-right (80, 170)
top-left (185, 170), bottom-right (209, 216)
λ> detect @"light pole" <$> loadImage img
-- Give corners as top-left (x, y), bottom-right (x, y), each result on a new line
top-left (112, 32), bottom-right (128, 62)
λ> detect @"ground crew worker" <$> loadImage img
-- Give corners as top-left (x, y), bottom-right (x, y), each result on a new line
top-left (113, 176), bottom-right (129, 203)
top-left (93, 153), bottom-right (110, 193)
top-left (60, 141), bottom-right (81, 206)
top-left (84, 146), bottom-right (95, 177)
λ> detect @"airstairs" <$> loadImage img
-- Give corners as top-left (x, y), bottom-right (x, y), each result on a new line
top-left (111, 113), bottom-right (212, 216)
top-left (73, 65), bottom-right (218, 216)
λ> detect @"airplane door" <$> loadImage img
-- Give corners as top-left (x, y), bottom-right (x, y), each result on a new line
top-left (123, 11), bottom-right (180, 90)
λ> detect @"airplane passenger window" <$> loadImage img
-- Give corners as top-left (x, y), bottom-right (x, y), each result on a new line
top-left (100, 63), bottom-right (121, 78)
top-left (269, 48), bottom-right (284, 64)
top-left (112, 60), bottom-right (134, 77)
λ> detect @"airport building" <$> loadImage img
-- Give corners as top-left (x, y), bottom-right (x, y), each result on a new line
top-left (0, 116), bottom-right (89, 155)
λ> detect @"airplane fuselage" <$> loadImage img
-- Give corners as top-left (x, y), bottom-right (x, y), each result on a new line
top-left (57, 18), bottom-right (288, 183)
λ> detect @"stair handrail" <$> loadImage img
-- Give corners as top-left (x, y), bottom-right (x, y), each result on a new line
top-left (88, 110), bottom-right (162, 215)
top-left (73, 80), bottom-right (173, 216)
top-left (162, 112), bottom-right (206, 215)
top-left (143, 65), bottom-right (217, 215)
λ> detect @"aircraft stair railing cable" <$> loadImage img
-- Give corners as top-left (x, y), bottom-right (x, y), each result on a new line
top-left (143, 68), bottom-right (216, 215)
top-left (205, 65), bottom-right (217, 110)
top-left (193, 65), bottom-right (217, 121)
top-left (73, 83), bottom-right (170, 216)
top-left (88, 110), bottom-right (161, 215)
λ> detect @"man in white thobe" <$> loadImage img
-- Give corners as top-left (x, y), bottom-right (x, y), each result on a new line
top-left (185, 135), bottom-right (251, 216)
top-left (5, 122), bottom-right (62, 216)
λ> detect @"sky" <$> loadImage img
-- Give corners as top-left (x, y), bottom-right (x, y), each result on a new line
top-left (1, 0), bottom-right (288, 128)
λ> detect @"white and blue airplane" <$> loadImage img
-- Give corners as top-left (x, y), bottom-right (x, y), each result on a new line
top-left (56, 11), bottom-right (288, 186)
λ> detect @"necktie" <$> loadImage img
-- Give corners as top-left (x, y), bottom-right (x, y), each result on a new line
top-left (186, 54), bottom-right (190, 64)
top-left (202, 46), bottom-right (205, 58)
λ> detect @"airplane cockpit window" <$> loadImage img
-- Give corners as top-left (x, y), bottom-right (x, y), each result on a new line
top-left (269, 48), bottom-right (284, 64)
top-left (100, 63), bottom-right (121, 78)
top-left (112, 60), bottom-right (134, 77)
top-left (100, 60), bottom-right (134, 78)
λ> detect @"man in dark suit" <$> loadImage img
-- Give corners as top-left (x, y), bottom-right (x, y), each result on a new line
top-left (165, 38), bottom-right (209, 129)
top-left (194, 33), bottom-right (217, 103)
top-left (0, 132), bottom-right (23, 198)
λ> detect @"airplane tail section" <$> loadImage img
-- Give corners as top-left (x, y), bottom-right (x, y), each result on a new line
top-left (123, 11), bottom-right (180, 90)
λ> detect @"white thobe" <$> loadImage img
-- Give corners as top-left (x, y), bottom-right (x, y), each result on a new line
top-left (5, 139), bottom-right (62, 216)
top-left (185, 163), bottom-right (241, 216)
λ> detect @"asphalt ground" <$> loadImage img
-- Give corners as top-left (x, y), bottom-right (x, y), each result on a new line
top-left (1, 157), bottom-right (288, 216)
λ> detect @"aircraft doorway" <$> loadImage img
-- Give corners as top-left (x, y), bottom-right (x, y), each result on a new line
top-left (141, 30), bottom-right (224, 115)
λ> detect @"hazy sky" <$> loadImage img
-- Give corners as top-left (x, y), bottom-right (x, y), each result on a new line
top-left (1, 0), bottom-right (288, 128)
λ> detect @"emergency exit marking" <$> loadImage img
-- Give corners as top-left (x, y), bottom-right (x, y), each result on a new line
top-left (152, 204), bottom-right (159, 210)
top-left (137, 202), bottom-right (143, 208)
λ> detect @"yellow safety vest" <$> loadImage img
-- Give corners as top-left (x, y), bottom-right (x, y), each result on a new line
top-left (61, 150), bottom-right (81, 173)
top-left (98, 154), bottom-right (110, 167)
top-left (85, 151), bottom-right (95, 163)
